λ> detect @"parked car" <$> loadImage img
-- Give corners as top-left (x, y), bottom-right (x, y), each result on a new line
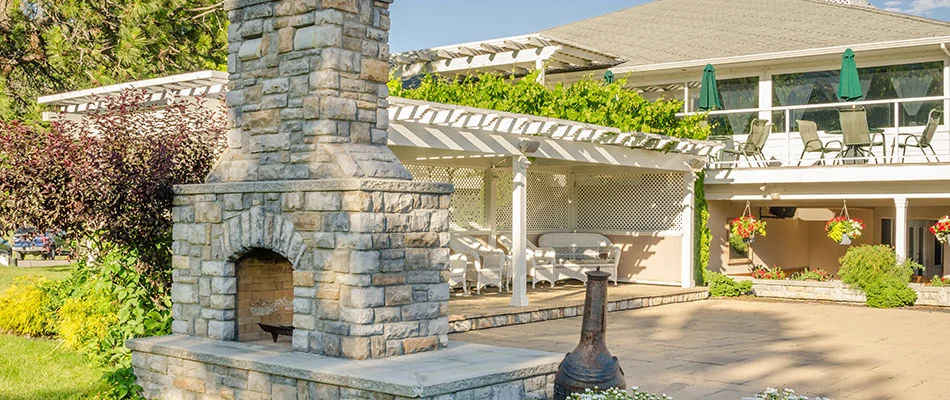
top-left (11, 228), bottom-right (59, 260)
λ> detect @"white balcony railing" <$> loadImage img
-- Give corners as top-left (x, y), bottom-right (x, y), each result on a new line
top-left (681, 96), bottom-right (950, 169)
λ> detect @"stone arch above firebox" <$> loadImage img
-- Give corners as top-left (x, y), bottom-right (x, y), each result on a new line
top-left (221, 206), bottom-right (309, 268)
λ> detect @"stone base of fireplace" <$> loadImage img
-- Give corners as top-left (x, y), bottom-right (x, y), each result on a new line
top-left (128, 335), bottom-right (559, 399)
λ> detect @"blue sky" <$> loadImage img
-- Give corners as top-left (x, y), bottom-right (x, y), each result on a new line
top-left (389, 0), bottom-right (950, 53)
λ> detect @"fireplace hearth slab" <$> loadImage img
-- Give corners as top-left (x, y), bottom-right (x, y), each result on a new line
top-left (128, 335), bottom-right (560, 399)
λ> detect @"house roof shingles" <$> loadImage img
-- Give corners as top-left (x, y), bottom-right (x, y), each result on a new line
top-left (540, 0), bottom-right (950, 69)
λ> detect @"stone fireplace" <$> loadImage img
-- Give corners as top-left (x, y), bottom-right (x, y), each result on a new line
top-left (128, 0), bottom-right (560, 397)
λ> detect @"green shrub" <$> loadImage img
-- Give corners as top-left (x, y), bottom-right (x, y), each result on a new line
top-left (57, 249), bottom-right (171, 367)
top-left (0, 276), bottom-right (61, 336)
top-left (839, 245), bottom-right (916, 308)
top-left (703, 270), bottom-right (753, 297)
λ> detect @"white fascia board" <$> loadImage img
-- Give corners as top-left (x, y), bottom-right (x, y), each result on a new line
top-left (705, 163), bottom-right (950, 185)
top-left (37, 70), bottom-right (228, 105)
top-left (388, 121), bottom-right (696, 172)
top-left (611, 36), bottom-right (950, 74)
top-left (392, 46), bottom-right (560, 77)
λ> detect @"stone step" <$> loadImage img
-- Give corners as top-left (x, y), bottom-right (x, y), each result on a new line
top-left (448, 288), bottom-right (709, 333)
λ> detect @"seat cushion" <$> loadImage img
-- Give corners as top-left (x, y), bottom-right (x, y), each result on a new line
top-left (552, 247), bottom-right (607, 262)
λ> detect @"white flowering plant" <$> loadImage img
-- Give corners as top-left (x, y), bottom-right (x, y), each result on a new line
top-left (570, 387), bottom-right (830, 400)
top-left (742, 387), bottom-right (831, 400)
top-left (569, 387), bottom-right (671, 400)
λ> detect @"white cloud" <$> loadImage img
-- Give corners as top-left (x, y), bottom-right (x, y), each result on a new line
top-left (906, 0), bottom-right (950, 15)
top-left (884, 0), bottom-right (903, 5)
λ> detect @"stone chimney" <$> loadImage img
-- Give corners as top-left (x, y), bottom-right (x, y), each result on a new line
top-left (209, 0), bottom-right (410, 182)
top-left (168, 0), bottom-right (452, 360)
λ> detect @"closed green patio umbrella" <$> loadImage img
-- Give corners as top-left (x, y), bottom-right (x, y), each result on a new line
top-left (837, 48), bottom-right (863, 101)
top-left (698, 64), bottom-right (722, 111)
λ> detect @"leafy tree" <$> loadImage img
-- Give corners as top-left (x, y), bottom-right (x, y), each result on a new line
top-left (0, 0), bottom-right (227, 120)
top-left (389, 72), bottom-right (710, 140)
top-left (0, 90), bottom-right (227, 287)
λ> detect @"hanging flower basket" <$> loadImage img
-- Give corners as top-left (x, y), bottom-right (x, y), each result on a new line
top-left (731, 215), bottom-right (767, 243)
top-left (825, 216), bottom-right (864, 245)
top-left (931, 215), bottom-right (950, 244)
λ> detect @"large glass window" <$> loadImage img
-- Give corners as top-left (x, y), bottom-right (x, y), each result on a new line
top-left (708, 77), bottom-right (759, 136)
top-left (772, 62), bottom-right (943, 132)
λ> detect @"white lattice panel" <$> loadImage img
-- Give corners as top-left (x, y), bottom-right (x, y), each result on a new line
top-left (494, 170), bottom-right (570, 231)
top-left (406, 165), bottom-right (486, 231)
top-left (576, 173), bottom-right (685, 231)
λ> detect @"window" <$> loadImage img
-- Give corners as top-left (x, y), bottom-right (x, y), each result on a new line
top-left (881, 218), bottom-right (893, 246)
top-left (708, 77), bottom-right (759, 136)
top-left (772, 62), bottom-right (943, 132)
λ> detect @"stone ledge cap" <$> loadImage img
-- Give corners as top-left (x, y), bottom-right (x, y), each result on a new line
top-left (173, 179), bottom-right (453, 195)
top-left (127, 335), bottom-right (560, 397)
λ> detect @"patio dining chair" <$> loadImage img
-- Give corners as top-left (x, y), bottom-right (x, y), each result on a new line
top-left (895, 109), bottom-right (942, 163)
top-left (838, 107), bottom-right (886, 163)
top-left (796, 120), bottom-right (841, 166)
top-left (722, 118), bottom-right (772, 167)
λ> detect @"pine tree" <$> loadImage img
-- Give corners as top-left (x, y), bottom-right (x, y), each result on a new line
top-left (0, 0), bottom-right (227, 120)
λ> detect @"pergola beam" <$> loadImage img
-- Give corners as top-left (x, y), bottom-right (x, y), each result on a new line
top-left (391, 46), bottom-right (561, 78)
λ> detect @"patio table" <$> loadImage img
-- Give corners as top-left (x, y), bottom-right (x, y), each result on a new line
top-left (824, 128), bottom-right (886, 164)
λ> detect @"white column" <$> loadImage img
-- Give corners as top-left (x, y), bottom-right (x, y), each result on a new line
top-left (895, 197), bottom-right (909, 262)
top-left (683, 83), bottom-right (690, 113)
top-left (486, 168), bottom-right (496, 245)
top-left (511, 156), bottom-right (529, 307)
top-left (535, 59), bottom-right (546, 86)
top-left (681, 172), bottom-right (697, 288)
top-left (758, 72), bottom-right (772, 122)
top-left (943, 57), bottom-right (949, 158)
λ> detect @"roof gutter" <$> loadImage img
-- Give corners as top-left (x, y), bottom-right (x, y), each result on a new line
top-left (610, 36), bottom-right (950, 74)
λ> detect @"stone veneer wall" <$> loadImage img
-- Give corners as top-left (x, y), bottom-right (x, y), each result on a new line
top-left (170, 180), bottom-right (452, 359)
top-left (236, 250), bottom-right (294, 341)
top-left (131, 351), bottom-right (554, 400)
top-left (750, 279), bottom-right (950, 307)
top-left (208, 0), bottom-right (409, 182)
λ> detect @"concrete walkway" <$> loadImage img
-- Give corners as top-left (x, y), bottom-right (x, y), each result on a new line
top-left (451, 298), bottom-right (950, 400)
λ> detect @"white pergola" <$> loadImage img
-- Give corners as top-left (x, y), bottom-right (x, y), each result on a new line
top-left (388, 97), bottom-right (718, 306)
top-left (37, 70), bottom-right (228, 120)
top-left (390, 34), bottom-right (624, 82)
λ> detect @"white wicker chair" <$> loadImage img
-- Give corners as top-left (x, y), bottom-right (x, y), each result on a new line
top-left (448, 253), bottom-right (470, 295)
top-left (448, 235), bottom-right (506, 294)
top-left (497, 234), bottom-right (558, 289)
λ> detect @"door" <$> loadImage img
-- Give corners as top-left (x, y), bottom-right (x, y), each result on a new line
top-left (909, 220), bottom-right (939, 277)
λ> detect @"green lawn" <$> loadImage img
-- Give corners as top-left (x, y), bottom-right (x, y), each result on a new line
top-left (0, 334), bottom-right (108, 399)
top-left (0, 264), bottom-right (107, 399)
top-left (0, 264), bottom-right (74, 292)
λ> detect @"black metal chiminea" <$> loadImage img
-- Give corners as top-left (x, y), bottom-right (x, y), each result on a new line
top-left (553, 270), bottom-right (625, 399)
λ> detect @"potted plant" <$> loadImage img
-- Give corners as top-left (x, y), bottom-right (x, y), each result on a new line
top-left (825, 216), bottom-right (864, 245)
top-left (731, 215), bottom-right (767, 243)
top-left (931, 215), bottom-right (950, 244)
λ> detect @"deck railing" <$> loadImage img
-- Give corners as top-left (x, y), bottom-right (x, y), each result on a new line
top-left (680, 96), bottom-right (950, 169)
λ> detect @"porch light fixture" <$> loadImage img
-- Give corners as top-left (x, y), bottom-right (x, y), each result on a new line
top-left (518, 140), bottom-right (541, 154)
